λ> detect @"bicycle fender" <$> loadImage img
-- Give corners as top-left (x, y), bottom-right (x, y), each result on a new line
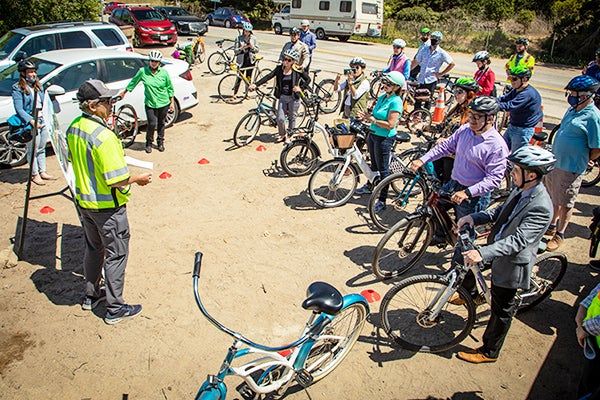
top-left (196, 381), bottom-right (227, 400)
top-left (342, 293), bottom-right (370, 313)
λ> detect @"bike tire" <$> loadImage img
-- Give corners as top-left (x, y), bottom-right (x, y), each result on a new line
top-left (495, 109), bottom-right (509, 134)
top-left (255, 68), bottom-right (274, 95)
top-left (406, 109), bottom-right (432, 134)
top-left (315, 78), bottom-right (341, 114)
top-left (368, 172), bottom-right (429, 231)
top-left (207, 52), bottom-right (229, 75)
top-left (303, 302), bottom-right (367, 382)
top-left (474, 190), bottom-right (509, 244)
top-left (516, 251), bottom-right (567, 313)
top-left (280, 140), bottom-right (319, 176)
top-left (193, 42), bottom-right (206, 64)
top-left (369, 75), bottom-right (382, 99)
top-left (582, 159), bottom-right (600, 187)
top-left (547, 123), bottom-right (560, 144)
top-left (218, 74), bottom-right (248, 104)
top-left (233, 111), bottom-right (262, 147)
top-left (308, 159), bottom-right (358, 208)
top-left (372, 215), bottom-right (434, 279)
top-left (114, 104), bottom-right (138, 148)
top-left (380, 274), bottom-right (476, 353)
top-left (295, 100), bottom-right (308, 128)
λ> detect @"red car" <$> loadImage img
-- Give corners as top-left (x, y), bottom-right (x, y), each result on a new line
top-left (104, 2), bottom-right (125, 15)
top-left (109, 6), bottom-right (177, 47)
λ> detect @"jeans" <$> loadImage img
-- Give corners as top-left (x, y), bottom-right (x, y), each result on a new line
top-left (277, 94), bottom-right (299, 138)
top-left (367, 133), bottom-right (395, 200)
top-left (26, 120), bottom-right (49, 176)
top-left (503, 124), bottom-right (534, 153)
top-left (145, 104), bottom-right (169, 146)
top-left (443, 179), bottom-right (491, 220)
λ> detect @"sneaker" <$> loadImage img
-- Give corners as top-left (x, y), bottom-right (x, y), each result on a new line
top-left (81, 289), bottom-right (106, 311)
top-left (104, 304), bottom-right (142, 325)
top-left (374, 200), bottom-right (386, 212)
top-left (546, 234), bottom-right (564, 251)
top-left (429, 234), bottom-right (446, 247)
top-left (157, 144), bottom-right (165, 152)
top-left (589, 260), bottom-right (600, 272)
top-left (355, 184), bottom-right (372, 195)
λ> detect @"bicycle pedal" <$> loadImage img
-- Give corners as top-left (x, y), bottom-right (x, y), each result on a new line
top-left (236, 382), bottom-right (257, 400)
top-left (294, 369), bottom-right (313, 388)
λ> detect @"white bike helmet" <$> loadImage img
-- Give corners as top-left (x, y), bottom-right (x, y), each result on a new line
top-left (431, 31), bottom-right (443, 40)
top-left (148, 50), bottom-right (163, 62)
top-left (472, 51), bottom-right (490, 62)
top-left (349, 57), bottom-right (366, 67)
top-left (242, 22), bottom-right (253, 31)
top-left (392, 39), bottom-right (406, 48)
top-left (283, 48), bottom-right (300, 61)
top-left (508, 145), bottom-right (556, 178)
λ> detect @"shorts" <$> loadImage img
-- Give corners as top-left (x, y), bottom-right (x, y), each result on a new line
top-left (544, 168), bottom-right (583, 208)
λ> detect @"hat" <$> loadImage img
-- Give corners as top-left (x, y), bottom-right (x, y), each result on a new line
top-left (301, 19), bottom-right (310, 26)
top-left (77, 79), bottom-right (119, 103)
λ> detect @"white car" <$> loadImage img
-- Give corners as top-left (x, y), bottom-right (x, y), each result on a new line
top-left (0, 48), bottom-right (198, 167)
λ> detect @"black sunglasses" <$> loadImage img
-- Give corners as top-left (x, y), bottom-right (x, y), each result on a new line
top-left (283, 58), bottom-right (294, 62)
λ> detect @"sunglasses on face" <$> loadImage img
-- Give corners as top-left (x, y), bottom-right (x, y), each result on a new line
top-left (283, 58), bottom-right (294, 62)
top-left (393, 45), bottom-right (402, 49)
top-left (455, 89), bottom-right (466, 95)
top-left (97, 97), bottom-right (117, 106)
top-left (380, 79), bottom-right (393, 87)
top-left (467, 112), bottom-right (485, 121)
top-left (508, 76), bottom-right (520, 82)
top-left (350, 64), bottom-right (361, 69)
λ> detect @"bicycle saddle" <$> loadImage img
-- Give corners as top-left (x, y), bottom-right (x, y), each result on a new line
top-left (311, 69), bottom-right (322, 74)
top-left (532, 131), bottom-right (547, 142)
top-left (254, 56), bottom-right (264, 61)
top-left (302, 282), bottom-right (343, 315)
top-left (395, 132), bottom-right (411, 143)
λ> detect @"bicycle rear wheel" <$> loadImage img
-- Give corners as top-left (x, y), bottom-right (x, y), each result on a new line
top-left (369, 75), bottom-right (382, 99)
top-left (582, 159), bottom-right (600, 188)
top-left (368, 172), bottom-right (428, 231)
top-left (207, 51), bottom-right (230, 75)
top-left (517, 251), bottom-right (567, 313)
top-left (304, 302), bottom-right (367, 382)
top-left (372, 215), bottom-right (434, 279)
top-left (114, 104), bottom-right (138, 148)
top-left (406, 109), bottom-right (432, 133)
top-left (218, 73), bottom-right (248, 104)
top-left (315, 79), bottom-right (341, 114)
top-left (308, 159), bottom-right (358, 208)
top-left (380, 274), bottom-right (476, 353)
top-left (233, 111), bottom-right (262, 147)
top-left (495, 109), bottom-right (509, 134)
top-left (280, 140), bottom-right (319, 176)
top-left (255, 68), bottom-right (274, 95)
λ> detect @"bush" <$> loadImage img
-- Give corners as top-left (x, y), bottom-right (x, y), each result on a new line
top-left (516, 9), bottom-right (536, 32)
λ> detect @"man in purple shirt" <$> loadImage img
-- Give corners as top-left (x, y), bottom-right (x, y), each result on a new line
top-left (410, 96), bottom-right (509, 223)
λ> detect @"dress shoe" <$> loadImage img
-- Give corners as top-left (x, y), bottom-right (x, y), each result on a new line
top-left (457, 348), bottom-right (497, 364)
top-left (157, 144), bottom-right (165, 152)
top-left (40, 172), bottom-right (58, 180)
top-left (145, 145), bottom-right (152, 154)
top-left (448, 293), bottom-right (466, 306)
top-left (31, 175), bottom-right (45, 185)
top-left (546, 234), bottom-right (564, 251)
top-left (545, 227), bottom-right (557, 236)
top-left (589, 260), bottom-right (600, 272)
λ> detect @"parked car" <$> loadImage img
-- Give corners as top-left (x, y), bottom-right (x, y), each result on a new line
top-left (0, 48), bottom-right (198, 167)
top-left (104, 1), bottom-right (125, 15)
top-left (0, 21), bottom-right (132, 72)
top-left (109, 6), bottom-right (178, 47)
top-left (205, 7), bottom-right (250, 28)
top-left (154, 6), bottom-right (208, 36)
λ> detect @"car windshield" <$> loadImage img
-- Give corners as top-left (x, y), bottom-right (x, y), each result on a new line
top-left (169, 8), bottom-right (190, 16)
top-left (0, 31), bottom-right (25, 59)
top-left (132, 9), bottom-right (166, 21)
top-left (232, 9), bottom-right (244, 16)
top-left (0, 57), bottom-right (61, 96)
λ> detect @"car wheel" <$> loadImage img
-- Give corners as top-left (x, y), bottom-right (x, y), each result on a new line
top-left (207, 17), bottom-right (213, 26)
top-left (274, 24), bottom-right (282, 35)
top-left (338, 36), bottom-right (350, 42)
top-left (165, 101), bottom-right (180, 128)
top-left (316, 28), bottom-right (326, 40)
top-left (0, 126), bottom-right (28, 168)
top-left (224, 19), bottom-right (231, 28)
top-left (133, 32), bottom-right (143, 48)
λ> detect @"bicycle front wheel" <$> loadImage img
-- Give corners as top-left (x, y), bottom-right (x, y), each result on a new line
top-left (368, 172), bottom-right (428, 231)
top-left (315, 79), bottom-right (341, 114)
top-left (218, 74), bottom-right (248, 104)
top-left (380, 274), bottom-right (476, 353)
top-left (406, 109), bottom-right (432, 133)
top-left (372, 215), bottom-right (434, 279)
top-left (308, 159), bottom-right (358, 208)
top-left (207, 51), bottom-right (229, 75)
top-left (517, 251), bottom-right (567, 313)
top-left (280, 140), bottom-right (319, 176)
top-left (114, 104), bottom-right (138, 148)
top-left (304, 302), bottom-right (367, 382)
top-left (369, 75), bottom-right (381, 99)
top-left (233, 111), bottom-right (262, 147)
top-left (582, 159), bottom-right (600, 188)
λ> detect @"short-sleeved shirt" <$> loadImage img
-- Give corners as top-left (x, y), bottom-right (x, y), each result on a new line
top-left (369, 93), bottom-right (403, 137)
top-left (415, 46), bottom-right (453, 84)
top-left (552, 103), bottom-right (600, 174)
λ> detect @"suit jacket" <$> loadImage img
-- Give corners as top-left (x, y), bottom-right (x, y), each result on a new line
top-left (471, 183), bottom-right (552, 289)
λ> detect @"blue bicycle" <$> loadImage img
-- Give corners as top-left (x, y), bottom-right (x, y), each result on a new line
top-left (192, 252), bottom-right (369, 399)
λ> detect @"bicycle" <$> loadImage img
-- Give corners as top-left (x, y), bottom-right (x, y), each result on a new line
top-left (107, 99), bottom-right (138, 148)
top-left (172, 34), bottom-right (206, 66)
top-left (232, 89), bottom-right (307, 147)
top-left (207, 38), bottom-right (236, 75)
top-left (218, 56), bottom-right (273, 104)
top-left (371, 173), bottom-right (509, 280)
top-left (378, 225), bottom-right (568, 353)
top-left (304, 69), bottom-right (341, 114)
top-left (192, 252), bottom-right (369, 399)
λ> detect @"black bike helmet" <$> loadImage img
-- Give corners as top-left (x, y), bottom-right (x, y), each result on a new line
top-left (508, 145), bottom-right (556, 177)
top-left (454, 77), bottom-right (480, 92)
top-left (515, 37), bottom-right (529, 46)
top-left (472, 51), bottom-right (490, 62)
top-left (289, 27), bottom-right (300, 35)
top-left (565, 75), bottom-right (600, 93)
top-left (17, 59), bottom-right (37, 73)
top-left (467, 96), bottom-right (499, 115)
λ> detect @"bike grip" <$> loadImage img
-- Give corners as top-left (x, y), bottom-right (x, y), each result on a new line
top-left (193, 252), bottom-right (203, 277)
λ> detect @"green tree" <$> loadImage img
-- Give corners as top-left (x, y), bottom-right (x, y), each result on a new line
top-left (0, 0), bottom-right (100, 32)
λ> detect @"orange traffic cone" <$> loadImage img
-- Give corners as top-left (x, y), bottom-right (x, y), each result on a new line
top-left (432, 87), bottom-right (445, 123)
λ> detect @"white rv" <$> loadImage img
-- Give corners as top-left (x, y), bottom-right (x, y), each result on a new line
top-left (271, 0), bottom-right (383, 42)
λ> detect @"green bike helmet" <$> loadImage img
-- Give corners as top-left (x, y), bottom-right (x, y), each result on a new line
top-left (384, 71), bottom-right (405, 87)
top-left (454, 77), bottom-right (480, 92)
top-left (421, 27), bottom-right (431, 34)
top-left (508, 65), bottom-right (532, 79)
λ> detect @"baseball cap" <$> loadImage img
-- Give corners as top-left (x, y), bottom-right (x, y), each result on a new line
top-left (301, 19), bottom-right (310, 26)
top-left (77, 79), bottom-right (120, 103)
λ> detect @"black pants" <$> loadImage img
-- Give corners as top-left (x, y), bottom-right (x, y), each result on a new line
top-left (414, 81), bottom-right (437, 110)
top-left (145, 104), bottom-right (169, 146)
top-left (481, 284), bottom-right (518, 359)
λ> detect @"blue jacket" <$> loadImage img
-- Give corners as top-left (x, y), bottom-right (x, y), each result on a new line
top-left (497, 84), bottom-right (543, 128)
top-left (300, 30), bottom-right (317, 55)
top-left (12, 82), bottom-right (42, 125)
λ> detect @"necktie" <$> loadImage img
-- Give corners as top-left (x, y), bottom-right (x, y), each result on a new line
top-left (489, 192), bottom-right (522, 244)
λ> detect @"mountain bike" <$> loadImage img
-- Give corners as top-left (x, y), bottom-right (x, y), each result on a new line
top-left (107, 100), bottom-right (138, 148)
top-left (218, 56), bottom-right (273, 104)
top-left (207, 38), bottom-right (236, 75)
top-left (192, 252), bottom-right (369, 399)
top-left (379, 226), bottom-right (568, 353)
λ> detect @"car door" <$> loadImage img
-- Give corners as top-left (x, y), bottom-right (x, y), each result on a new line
top-left (99, 56), bottom-right (148, 122)
top-left (215, 8), bottom-right (226, 26)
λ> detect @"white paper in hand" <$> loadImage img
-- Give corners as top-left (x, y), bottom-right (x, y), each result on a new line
top-left (125, 156), bottom-right (153, 170)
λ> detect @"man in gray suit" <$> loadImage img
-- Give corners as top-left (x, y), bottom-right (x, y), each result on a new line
top-left (454, 145), bottom-right (556, 363)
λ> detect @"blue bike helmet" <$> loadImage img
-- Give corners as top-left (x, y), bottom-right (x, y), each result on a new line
top-left (565, 75), bottom-right (600, 93)
top-left (242, 22), bottom-right (253, 32)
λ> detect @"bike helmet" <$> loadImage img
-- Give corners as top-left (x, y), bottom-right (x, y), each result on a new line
top-left (454, 77), bottom-right (480, 92)
top-left (349, 57), bottom-right (366, 67)
top-left (430, 31), bottom-right (443, 40)
top-left (467, 96), bottom-right (499, 115)
top-left (17, 59), bottom-right (37, 73)
top-left (384, 71), bottom-right (405, 87)
top-left (242, 22), bottom-right (253, 31)
top-left (508, 145), bottom-right (556, 176)
top-left (421, 27), bottom-right (431, 34)
top-left (283, 48), bottom-right (299, 61)
top-left (148, 50), bottom-right (163, 62)
top-left (392, 38), bottom-right (406, 48)
top-left (289, 27), bottom-right (300, 35)
top-left (565, 75), bottom-right (600, 94)
top-left (472, 51), bottom-right (490, 62)
top-left (515, 37), bottom-right (529, 46)
top-left (508, 65), bottom-right (532, 79)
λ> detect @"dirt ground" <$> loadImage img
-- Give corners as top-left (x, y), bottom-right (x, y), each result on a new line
top-left (1, 55), bottom-right (599, 400)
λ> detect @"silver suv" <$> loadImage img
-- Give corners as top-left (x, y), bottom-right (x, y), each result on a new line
top-left (0, 21), bottom-right (132, 72)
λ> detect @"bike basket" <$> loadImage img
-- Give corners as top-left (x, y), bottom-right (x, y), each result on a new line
top-left (414, 88), bottom-right (431, 101)
top-left (328, 119), bottom-right (356, 149)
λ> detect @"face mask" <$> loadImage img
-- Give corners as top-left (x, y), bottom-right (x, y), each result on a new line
top-left (25, 77), bottom-right (36, 84)
top-left (430, 39), bottom-right (439, 46)
top-left (421, 36), bottom-right (428, 42)
top-left (478, 64), bottom-right (486, 70)
top-left (567, 95), bottom-right (581, 107)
